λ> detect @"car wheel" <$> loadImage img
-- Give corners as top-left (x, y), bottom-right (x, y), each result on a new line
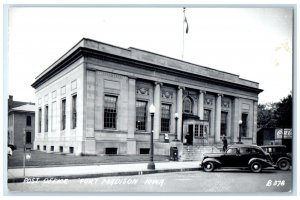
top-left (278, 160), bottom-right (290, 171)
top-left (250, 161), bottom-right (262, 173)
top-left (203, 161), bottom-right (215, 172)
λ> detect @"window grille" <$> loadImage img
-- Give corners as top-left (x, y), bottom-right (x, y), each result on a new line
top-left (104, 96), bottom-right (117, 129)
top-left (195, 124), bottom-right (199, 137)
top-left (61, 99), bottom-right (66, 130)
top-left (72, 95), bottom-right (77, 129)
top-left (183, 97), bottom-right (193, 113)
top-left (136, 101), bottom-right (147, 131)
top-left (44, 105), bottom-right (48, 132)
top-left (161, 104), bottom-right (171, 132)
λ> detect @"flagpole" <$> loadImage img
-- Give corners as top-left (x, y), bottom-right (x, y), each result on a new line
top-left (182, 7), bottom-right (185, 60)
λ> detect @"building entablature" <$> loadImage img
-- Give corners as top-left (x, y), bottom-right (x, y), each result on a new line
top-left (32, 38), bottom-right (263, 96)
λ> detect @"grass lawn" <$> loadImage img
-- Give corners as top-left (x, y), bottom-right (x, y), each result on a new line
top-left (8, 150), bottom-right (170, 168)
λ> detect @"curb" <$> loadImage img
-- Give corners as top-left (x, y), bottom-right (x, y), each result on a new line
top-left (8, 160), bottom-right (173, 169)
top-left (8, 167), bottom-right (201, 183)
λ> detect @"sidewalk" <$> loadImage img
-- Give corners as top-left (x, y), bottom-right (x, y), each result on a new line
top-left (8, 161), bottom-right (201, 183)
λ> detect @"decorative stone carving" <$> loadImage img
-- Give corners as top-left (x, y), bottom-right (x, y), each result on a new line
top-left (136, 87), bottom-right (149, 95)
top-left (161, 90), bottom-right (173, 100)
top-left (222, 101), bottom-right (230, 108)
top-left (205, 98), bottom-right (213, 106)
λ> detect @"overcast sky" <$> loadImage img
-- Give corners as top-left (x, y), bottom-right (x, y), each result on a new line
top-left (7, 6), bottom-right (293, 104)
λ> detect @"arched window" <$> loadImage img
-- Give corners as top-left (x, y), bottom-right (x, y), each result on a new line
top-left (183, 97), bottom-right (193, 114)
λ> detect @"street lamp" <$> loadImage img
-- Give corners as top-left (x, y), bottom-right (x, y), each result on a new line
top-left (148, 104), bottom-right (156, 170)
top-left (237, 119), bottom-right (243, 144)
top-left (173, 113), bottom-right (179, 141)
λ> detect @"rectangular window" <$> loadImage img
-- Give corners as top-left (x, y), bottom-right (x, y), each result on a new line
top-left (204, 110), bottom-right (211, 121)
top-left (61, 99), bottom-right (66, 130)
top-left (105, 148), bottom-right (118, 155)
top-left (44, 105), bottom-right (48, 132)
top-left (242, 113), bottom-right (248, 137)
top-left (200, 125), bottom-right (204, 137)
top-left (104, 96), bottom-right (117, 129)
top-left (26, 132), bottom-right (31, 144)
top-left (51, 101), bottom-right (57, 131)
top-left (51, 146), bottom-right (54, 151)
top-left (69, 147), bottom-right (74, 154)
top-left (204, 109), bottom-right (211, 135)
top-left (161, 104), bottom-right (171, 132)
top-left (38, 108), bottom-right (42, 133)
top-left (140, 148), bottom-right (150, 154)
top-left (26, 116), bottom-right (31, 126)
top-left (195, 124), bottom-right (199, 137)
top-left (72, 94), bottom-right (77, 129)
top-left (221, 112), bottom-right (228, 136)
top-left (136, 101), bottom-right (147, 131)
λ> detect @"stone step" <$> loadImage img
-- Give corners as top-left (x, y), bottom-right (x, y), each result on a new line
top-left (180, 145), bottom-right (222, 161)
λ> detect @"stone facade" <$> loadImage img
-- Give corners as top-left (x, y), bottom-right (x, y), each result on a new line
top-left (32, 38), bottom-right (263, 156)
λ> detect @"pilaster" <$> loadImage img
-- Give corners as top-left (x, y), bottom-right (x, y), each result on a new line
top-left (176, 86), bottom-right (185, 141)
top-left (215, 93), bottom-right (223, 143)
top-left (198, 90), bottom-right (205, 120)
top-left (153, 82), bottom-right (163, 141)
top-left (127, 77), bottom-right (137, 154)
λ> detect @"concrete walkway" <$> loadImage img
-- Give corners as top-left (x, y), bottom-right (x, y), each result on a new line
top-left (8, 161), bottom-right (201, 183)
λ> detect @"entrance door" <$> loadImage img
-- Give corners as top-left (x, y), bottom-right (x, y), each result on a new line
top-left (187, 124), bottom-right (194, 145)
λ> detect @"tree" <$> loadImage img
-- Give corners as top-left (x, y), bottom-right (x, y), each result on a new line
top-left (257, 102), bottom-right (277, 129)
top-left (274, 93), bottom-right (292, 128)
top-left (257, 93), bottom-right (292, 129)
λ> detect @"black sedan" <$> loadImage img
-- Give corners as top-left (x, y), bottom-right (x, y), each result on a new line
top-left (200, 144), bottom-right (276, 173)
top-left (260, 145), bottom-right (291, 170)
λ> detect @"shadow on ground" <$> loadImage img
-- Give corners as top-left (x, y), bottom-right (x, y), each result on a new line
top-left (8, 150), bottom-right (170, 168)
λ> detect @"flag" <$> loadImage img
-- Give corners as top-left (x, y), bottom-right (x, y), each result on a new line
top-left (184, 9), bottom-right (189, 34)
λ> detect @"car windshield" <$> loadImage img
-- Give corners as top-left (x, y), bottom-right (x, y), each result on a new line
top-left (226, 148), bottom-right (238, 154)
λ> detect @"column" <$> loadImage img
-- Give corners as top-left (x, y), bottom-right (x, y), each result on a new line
top-left (252, 101), bottom-right (258, 144)
top-left (177, 86), bottom-right (184, 141)
top-left (198, 90), bottom-right (205, 120)
top-left (127, 77), bottom-right (137, 154)
top-left (85, 70), bottom-right (96, 154)
top-left (214, 93), bottom-right (222, 143)
top-left (153, 82), bottom-right (162, 141)
top-left (232, 97), bottom-right (240, 143)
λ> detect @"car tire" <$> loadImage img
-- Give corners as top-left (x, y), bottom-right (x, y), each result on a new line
top-left (203, 161), bottom-right (215, 172)
top-left (277, 159), bottom-right (290, 171)
top-left (250, 161), bottom-right (262, 173)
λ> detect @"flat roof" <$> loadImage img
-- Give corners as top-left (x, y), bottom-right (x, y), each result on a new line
top-left (33, 38), bottom-right (262, 91)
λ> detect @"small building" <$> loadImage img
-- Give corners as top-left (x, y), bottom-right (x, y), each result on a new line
top-left (257, 128), bottom-right (292, 152)
top-left (31, 38), bottom-right (263, 155)
top-left (8, 95), bottom-right (35, 149)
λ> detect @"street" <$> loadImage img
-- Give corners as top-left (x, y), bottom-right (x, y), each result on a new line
top-left (7, 169), bottom-right (292, 193)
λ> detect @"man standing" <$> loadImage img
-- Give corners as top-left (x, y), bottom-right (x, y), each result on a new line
top-left (222, 135), bottom-right (228, 152)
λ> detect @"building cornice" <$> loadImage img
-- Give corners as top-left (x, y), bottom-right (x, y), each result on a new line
top-left (32, 39), bottom-right (263, 94)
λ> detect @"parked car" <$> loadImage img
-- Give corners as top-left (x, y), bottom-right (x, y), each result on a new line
top-left (7, 144), bottom-right (16, 157)
top-left (260, 145), bottom-right (291, 171)
top-left (200, 144), bottom-right (275, 173)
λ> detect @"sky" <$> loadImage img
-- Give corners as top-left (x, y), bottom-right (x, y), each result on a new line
top-left (7, 6), bottom-right (293, 104)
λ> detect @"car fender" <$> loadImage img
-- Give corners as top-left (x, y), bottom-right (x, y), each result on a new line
top-left (248, 158), bottom-right (273, 167)
top-left (202, 158), bottom-right (222, 165)
top-left (277, 157), bottom-right (291, 165)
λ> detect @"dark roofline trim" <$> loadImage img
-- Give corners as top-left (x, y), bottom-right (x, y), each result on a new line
top-left (32, 47), bottom-right (83, 88)
top-left (32, 47), bottom-right (263, 94)
top-left (8, 110), bottom-right (35, 114)
top-left (83, 48), bottom-right (263, 94)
